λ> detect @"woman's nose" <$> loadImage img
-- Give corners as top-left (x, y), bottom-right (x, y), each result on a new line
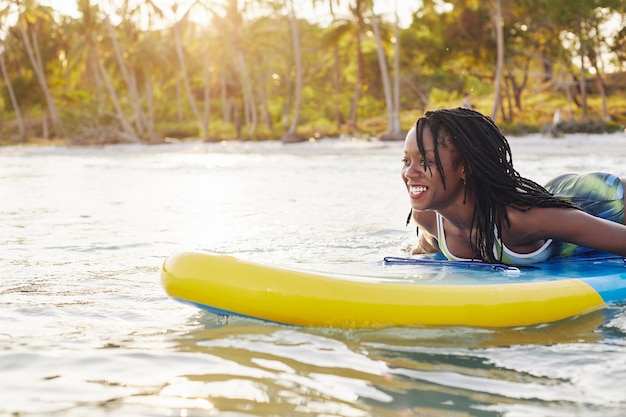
top-left (405, 162), bottom-right (426, 178)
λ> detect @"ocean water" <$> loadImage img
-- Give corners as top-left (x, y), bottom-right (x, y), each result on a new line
top-left (1, 133), bottom-right (626, 417)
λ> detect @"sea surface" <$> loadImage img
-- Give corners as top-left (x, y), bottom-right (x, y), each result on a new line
top-left (2, 132), bottom-right (626, 417)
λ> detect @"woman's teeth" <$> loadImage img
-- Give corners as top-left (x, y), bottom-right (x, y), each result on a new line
top-left (410, 186), bottom-right (427, 195)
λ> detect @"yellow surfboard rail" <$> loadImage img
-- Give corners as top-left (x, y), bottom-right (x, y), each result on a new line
top-left (161, 251), bottom-right (607, 328)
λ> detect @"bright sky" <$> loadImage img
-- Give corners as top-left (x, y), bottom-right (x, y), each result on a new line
top-left (38, 0), bottom-right (419, 28)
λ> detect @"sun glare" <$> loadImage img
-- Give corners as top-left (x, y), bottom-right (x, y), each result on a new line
top-left (38, 0), bottom-right (207, 27)
top-left (35, 0), bottom-right (420, 29)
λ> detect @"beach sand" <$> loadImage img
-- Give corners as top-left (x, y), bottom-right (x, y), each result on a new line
top-left (507, 131), bottom-right (626, 157)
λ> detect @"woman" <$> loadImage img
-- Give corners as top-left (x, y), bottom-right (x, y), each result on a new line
top-left (402, 107), bottom-right (626, 265)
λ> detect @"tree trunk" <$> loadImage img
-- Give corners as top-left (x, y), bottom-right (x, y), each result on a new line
top-left (287, 0), bottom-right (303, 133)
top-left (0, 50), bottom-right (27, 142)
top-left (332, 42), bottom-right (343, 129)
top-left (236, 51), bottom-right (257, 138)
top-left (392, 3), bottom-right (401, 134)
top-left (371, 7), bottom-right (402, 140)
top-left (96, 51), bottom-right (140, 142)
top-left (564, 76), bottom-right (574, 120)
top-left (174, 22), bottom-right (208, 140)
top-left (578, 20), bottom-right (589, 119)
top-left (203, 49), bottom-right (213, 141)
top-left (282, 0), bottom-right (304, 143)
top-left (258, 73), bottom-right (272, 131)
top-left (591, 56), bottom-right (609, 121)
top-left (489, 0), bottom-right (504, 122)
top-left (88, 54), bottom-right (106, 114)
top-left (512, 56), bottom-right (531, 111)
top-left (370, 13), bottom-right (394, 132)
top-left (579, 54), bottom-right (588, 119)
top-left (405, 79), bottom-right (429, 111)
top-left (19, 21), bottom-right (62, 137)
top-left (176, 74), bottom-right (184, 122)
top-left (220, 74), bottom-right (230, 124)
top-left (541, 50), bottom-right (553, 83)
top-left (234, 101), bottom-right (242, 138)
top-left (349, 18), bottom-right (364, 130)
top-left (503, 78), bottom-right (513, 122)
top-left (105, 17), bottom-right (148, 137)
top-left (143, 70), bottom-right (160, 143)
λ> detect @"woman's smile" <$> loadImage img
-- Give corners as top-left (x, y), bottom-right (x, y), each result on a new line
top-left (408, 184), bottom-right (428, 198)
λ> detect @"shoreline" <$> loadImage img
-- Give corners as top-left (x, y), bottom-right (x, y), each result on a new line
top-left (2, 131), bottom-right (625, 158)
top-left (507, 131), bottom-right (626, 157)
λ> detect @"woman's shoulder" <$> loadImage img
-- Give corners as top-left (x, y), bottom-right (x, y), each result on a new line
top-left (504, 204), bottom-right (584, 242)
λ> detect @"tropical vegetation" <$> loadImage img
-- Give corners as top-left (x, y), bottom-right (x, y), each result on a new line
top-left (1, 0), bottom-right (625, 145)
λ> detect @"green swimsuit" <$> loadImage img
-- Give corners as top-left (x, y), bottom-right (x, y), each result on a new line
top-left (436, 172), bottom-right (624, 265)
top-left (543, 172), bottom-right (624, 258)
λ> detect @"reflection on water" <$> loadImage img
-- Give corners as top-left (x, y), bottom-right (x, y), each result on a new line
top-left (1, 136), bottom-right (626, 416)
top-left (154, 307), bottom-right (620, 416)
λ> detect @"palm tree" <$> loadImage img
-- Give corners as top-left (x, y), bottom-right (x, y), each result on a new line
top-left (108, 0), bottom-right (171, 142)
top-left (206, 0), bottom-right (284, 139)
top-left (71, 0), bottom-right (139, 142)
top-left (104, 16), bottom-right (152, 139)
top-left (370, 3), bottom-right (402, 140)
top-left (16, 0), bottom-right (63, 137)
top-left (0, 4), bottom-right (26, 141)
top-left (0, 46), bottom-right (26, 142)
top-left (173, 15), bottom-right (210, 141)
top-left (281, 0), bottom-right (305, 143)
top-left (207, 0), bottom-right (245, 137)
top-left (347, 0), bottom-right (368, 130)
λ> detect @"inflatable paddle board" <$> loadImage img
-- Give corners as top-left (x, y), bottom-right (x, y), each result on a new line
top-left (161, 251), bottom-right (626, 328)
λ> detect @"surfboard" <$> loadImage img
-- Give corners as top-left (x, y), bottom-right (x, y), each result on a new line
top-left (161, 251), bottom-right (626, 328)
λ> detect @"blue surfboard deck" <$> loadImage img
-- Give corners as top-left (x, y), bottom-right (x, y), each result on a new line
top-left (382, 253), bottom-right (626, 304)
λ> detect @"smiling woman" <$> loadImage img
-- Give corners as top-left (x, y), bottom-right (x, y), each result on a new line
top-left (403, 108), bottom-right (626, 265)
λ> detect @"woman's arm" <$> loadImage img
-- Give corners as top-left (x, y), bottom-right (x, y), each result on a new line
top-left (409, 211), bottom-right (440, 254)
top-left (515, 206), bottom-right (626, 257)
top-left (410, 229), bottom-right (440, 254)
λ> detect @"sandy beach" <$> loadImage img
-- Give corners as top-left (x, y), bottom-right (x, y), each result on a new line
top-left (507, 131), bottom-right (626, 157)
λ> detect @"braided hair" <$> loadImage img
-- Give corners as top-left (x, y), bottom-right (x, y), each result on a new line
top-left (414, 107), bottom-right (580, 263)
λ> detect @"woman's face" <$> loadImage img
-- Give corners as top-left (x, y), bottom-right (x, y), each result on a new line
top-left (401, 125), bottom-right (466, 212)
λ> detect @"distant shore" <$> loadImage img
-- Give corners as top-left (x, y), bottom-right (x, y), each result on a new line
top-left (3, 131), bottom-right (626, 161)
top-left (506, 131), bottom-right (626, 157)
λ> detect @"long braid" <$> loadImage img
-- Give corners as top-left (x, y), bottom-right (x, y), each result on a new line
top-left (415, 107), bottom-right (580, 263)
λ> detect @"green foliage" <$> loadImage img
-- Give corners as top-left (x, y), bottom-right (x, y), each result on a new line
top-left (1, 73), bottom-right (43, 110)
top-left (57, 91), bottom-right (118, 135)
top-left (0, 1), bottom-right (624, 145)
